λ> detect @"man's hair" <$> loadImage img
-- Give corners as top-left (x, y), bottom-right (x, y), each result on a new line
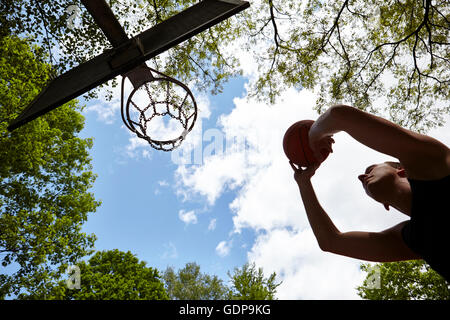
top-left (384, 161), bottom-right (403, 169)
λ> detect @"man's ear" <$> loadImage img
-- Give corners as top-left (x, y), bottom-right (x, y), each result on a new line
top-left (397, 168), bottom-right (407, 178)
top-left (384, 204), bottom-right (390, 211)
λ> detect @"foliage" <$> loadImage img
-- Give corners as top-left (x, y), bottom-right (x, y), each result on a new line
top-left (357, 260), bottom-right (450, 300)
top-left (24, 250), bottom-right (169, 300)
top-left (0, 35), bottom-right (100, 298)
top-left (246, 0), bottom-right (449, 132)
top-left (163, 262), bottom-right (228, 300)
top-left (2, 1), bottom-right (448, 132)
top-left (226, 262), bottom-right (281, 300)
top-left (0, 0), bottom-right (243, 100)
top-left (163, 262), bottom-right (281, 300)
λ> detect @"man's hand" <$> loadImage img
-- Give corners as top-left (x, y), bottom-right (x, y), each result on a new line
top-left (308, 134), bottom-right (335, 164)
top-left (289, 161), bottom-right (320, 185)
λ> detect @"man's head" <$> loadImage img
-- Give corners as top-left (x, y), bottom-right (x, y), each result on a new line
top-left (358, 161), bottom-right (408, 210)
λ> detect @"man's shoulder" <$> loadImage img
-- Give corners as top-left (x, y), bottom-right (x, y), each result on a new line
top-left (402, 150), bottom-right (450, 180)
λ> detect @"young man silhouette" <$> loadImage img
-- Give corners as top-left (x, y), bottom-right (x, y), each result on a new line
top-left (290, 104), bottom-right (450, 282)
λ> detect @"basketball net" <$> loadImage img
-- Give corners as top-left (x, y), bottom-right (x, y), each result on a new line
top-left (121, 65), bottom-right (197, 151)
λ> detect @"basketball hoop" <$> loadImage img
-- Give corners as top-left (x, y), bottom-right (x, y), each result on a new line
top-left (121, 66), bottom-right (197, 151)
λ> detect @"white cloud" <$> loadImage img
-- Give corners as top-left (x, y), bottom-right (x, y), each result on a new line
top-left (158, 180), bottom-right (169, 187)
top-left (83, 100), bottom-right (120, 124)
top-left (216, 240), bottom-right (232, 257)
top-left (125, 134), bottom-right (151, 159)
top-left (208, 218), bottom-right (217, 231)
top-left (178, 209), bottom-right (198, 225)
top-left (161, 242), bottom-right (178, 259)
top-left (154, 180), bottom-right (170, 195)
top-left (175, 152), bottom-right (249, 205)
top-left (248, 228), bottom-right (365, 299)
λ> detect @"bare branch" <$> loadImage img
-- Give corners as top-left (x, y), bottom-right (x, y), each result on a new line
top-left (320, 0), bottom-right (349, 52)
top-left (248, 18), bottom-right (272, 38)
top-left (268, 0), bottom-right (281, 47)
top-left (363, 43), bottom-right (400, 95)
top-left (432, 3), bottom-right (450, 25)
top-left (359, 0), bottom-right (433, 76)
top-left (345, 3), bottom-right (369, 19)
top-left (424, 2), bottom-right (434, 69)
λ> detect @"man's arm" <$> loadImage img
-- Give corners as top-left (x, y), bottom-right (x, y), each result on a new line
top-left (296, 175), bottom-right (340, 251)
top-left (326, 221), bottom-right (422, 262)
top-left (309, 105), bottom-right (450, 179)
top-left (292, 163), bottom-right (421, 262)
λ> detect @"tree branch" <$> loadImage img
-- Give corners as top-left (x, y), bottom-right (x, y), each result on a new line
top-left (268, 0), bottom-right (281, 48)
top-left (152, 0), bottom-right (162, 23)
top-left (320, 0), bottom-right (349, 52)
top-left (359, 0), bottom-right (432, 77)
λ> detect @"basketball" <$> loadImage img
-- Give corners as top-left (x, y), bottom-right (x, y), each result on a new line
top-left (283, 120), bottom-right (330, 167)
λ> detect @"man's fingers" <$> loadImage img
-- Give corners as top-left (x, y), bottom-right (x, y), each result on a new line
top-left (289, 161), bottom-right (298, 172)
top-left (290, 161), bottom-right (305, 173)
top-left (328, 142), bottom-right (334, 153)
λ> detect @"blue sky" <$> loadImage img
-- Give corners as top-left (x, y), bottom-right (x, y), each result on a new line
top-left (78, 76), bottom-right (256, 283)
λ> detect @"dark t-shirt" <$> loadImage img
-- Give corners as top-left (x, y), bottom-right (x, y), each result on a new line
top-left (401, 175), bottom-right (450, 282)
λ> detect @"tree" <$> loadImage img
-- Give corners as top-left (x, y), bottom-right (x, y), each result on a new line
top-left (2, 1), bottom-right (448, 132)
top-left (227, 262), bottom-right (281, 300)
top-left (0, 35), bottom-right (100, 298)
top-left (357, 261), bottom-right (450, 300)
top-left (163, 262), bottom-right (228, 300)
top-left (26, 250), bottom-right (169, 300)
top-left (245, 0), bottom-right (449, 132)
top-left (0, 0), bottom-right (242, 100)
top-left (163, 262), bottom-right (281, 300)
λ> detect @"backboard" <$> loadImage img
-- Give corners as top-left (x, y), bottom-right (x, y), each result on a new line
top-left (7, 0), bottom-right (250, 131)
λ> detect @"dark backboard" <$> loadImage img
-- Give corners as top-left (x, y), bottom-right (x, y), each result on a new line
top-left (8, 0), bottom-right (249, 131)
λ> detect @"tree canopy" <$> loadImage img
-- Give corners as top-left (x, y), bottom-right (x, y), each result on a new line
top-left (357, 261), bottom-right (450, 300)
top-left (163, 262), bottom-right (281, 300)
top-left (31, 250), bottom-right (169, 300)
top-left (0, 0), bottom-right (242, 100)
top-left (247, 0), bottom-right (449, 132)
top-left (163, 262), bottom-right (228, 300)
top-left (226, 262), bottom-right (281, 300)
top-left (0, 35), bottom-right (100, 299)
top-left (2, 0), bottom-right (448, 131)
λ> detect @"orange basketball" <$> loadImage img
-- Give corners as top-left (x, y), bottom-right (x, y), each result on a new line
top-left (283, 120), bottom-right (329, 167)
